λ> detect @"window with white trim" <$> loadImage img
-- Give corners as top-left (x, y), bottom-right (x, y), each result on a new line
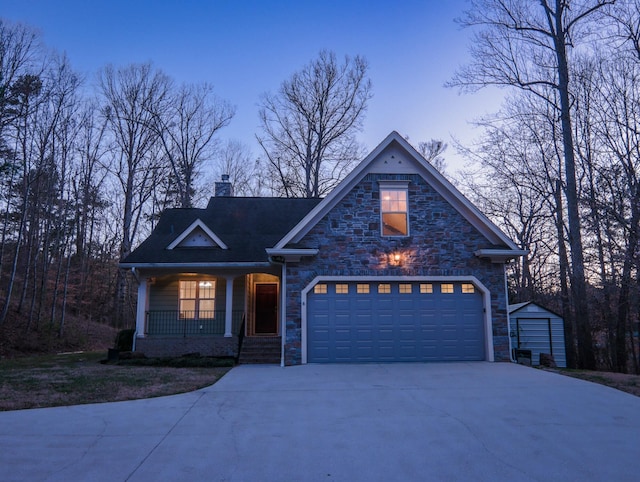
top-left (179, 280), bottom-right (215, 319)
top-left (381, 187), bottom-right (408, 236)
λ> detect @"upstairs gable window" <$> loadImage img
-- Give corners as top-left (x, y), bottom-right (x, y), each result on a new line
top-left (381, 187), bottom-right (408, 236)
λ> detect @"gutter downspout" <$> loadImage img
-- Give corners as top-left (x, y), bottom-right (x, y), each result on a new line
top-left (268, 256), bottom-right (286, 367)
top-left (130, 267), bottom-right (140, 284)
top-left (505, 266), bottom-right (516, 363)
top-left (130, 267), bottom-right (140, 351)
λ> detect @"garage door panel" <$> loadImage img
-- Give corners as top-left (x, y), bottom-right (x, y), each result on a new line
top-left (355, 327), bottom-right (373, 341)
top-left (308, 281), bottom-right (485, 363)
top-left (377, 298), bottom-right (394, 310)
top-left (354, 298), bottom-right (372, 310)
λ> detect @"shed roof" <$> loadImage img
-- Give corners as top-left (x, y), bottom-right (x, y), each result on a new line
top-left (509, 301), bottom-right (563, 319)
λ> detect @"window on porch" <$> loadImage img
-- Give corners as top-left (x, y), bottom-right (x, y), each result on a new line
top-left (179, 280), bottom-right (215, 319)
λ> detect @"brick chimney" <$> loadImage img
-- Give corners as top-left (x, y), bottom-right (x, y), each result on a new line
top-left (215, 174), bottom-right (234, 197)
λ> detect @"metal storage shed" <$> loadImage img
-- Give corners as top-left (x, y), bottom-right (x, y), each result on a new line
top-left (509, 302), bottom-right (567, 368)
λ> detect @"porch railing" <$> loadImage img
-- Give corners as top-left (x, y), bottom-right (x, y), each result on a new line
top-left (146, 310), bottom-right (245, 336)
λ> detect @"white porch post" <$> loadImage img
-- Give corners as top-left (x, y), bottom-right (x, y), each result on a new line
top-left (136, 278), bottom-right (149, 338)
top-left (224, 276), bottom-right (234, 337)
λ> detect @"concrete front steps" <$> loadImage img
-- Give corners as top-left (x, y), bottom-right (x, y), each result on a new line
top-left (238, 336), bottom-right (281, 364)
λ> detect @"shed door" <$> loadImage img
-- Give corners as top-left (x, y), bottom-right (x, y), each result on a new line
top-left (514, 317), bottom-right (552, 365)
top-left (307, 281), bottom-right (485, 363)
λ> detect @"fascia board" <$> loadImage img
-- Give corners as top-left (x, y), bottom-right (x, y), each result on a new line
top-left (508, 301), bottom-right (533, 314)
top-left (419, 167), bottom-right (521, 249)
top-left (475, 249), bottom-right (529, 263)
top-left (266, 248), bottom-right (319, 262)
top-left (119, 262), bottom-right (272, 269)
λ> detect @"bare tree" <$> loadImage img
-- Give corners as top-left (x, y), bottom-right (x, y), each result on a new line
top-left (212, 139), bottom-right (263, 197)
top-left (99, 62), bottom-right (170, 325)
top-left (257, 50), bottom-right (372, 198)
top-left (153, 82), bottom-right (235, 208)
top-left (590, 54), bottom-right (640, 372)
top-left (448, 0), bottom-right (614, 369)
top-left (416, 139), bottom-right (448, 173)
top-left (0, 20), bottom-right (41, 325)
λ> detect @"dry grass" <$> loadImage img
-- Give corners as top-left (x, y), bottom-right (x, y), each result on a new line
top-left (550, 368), bottom-right (640, 397)
top-left (0, 351), bottom-right (231, 411)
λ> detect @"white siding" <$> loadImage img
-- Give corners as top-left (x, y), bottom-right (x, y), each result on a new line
top-left (510, 303), bottom-right (566, 368)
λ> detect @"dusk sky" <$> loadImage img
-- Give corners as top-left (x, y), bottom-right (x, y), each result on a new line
top-left (1, 0), bottom-right (503, 171)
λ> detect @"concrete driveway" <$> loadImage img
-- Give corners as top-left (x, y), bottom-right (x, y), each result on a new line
top-left (0, 362), bottom-right (638, 481)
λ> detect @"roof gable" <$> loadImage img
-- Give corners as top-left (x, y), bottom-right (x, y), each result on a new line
top-left (509, 302), bottom-right (563, 318)
top-left (167, 218), bottom-right (228, 250)
top-left (274, 131), bottom-right (521, 251)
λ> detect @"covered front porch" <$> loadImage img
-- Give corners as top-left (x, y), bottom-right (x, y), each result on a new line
top-left (132, 267), bottom-right (283, 359)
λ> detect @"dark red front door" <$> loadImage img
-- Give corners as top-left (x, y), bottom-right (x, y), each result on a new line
top-left (255, 283), bottom-right (278, 334)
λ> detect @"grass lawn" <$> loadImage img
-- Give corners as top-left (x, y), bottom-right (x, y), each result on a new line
top-left (0, 351), bottom-right (232, 411)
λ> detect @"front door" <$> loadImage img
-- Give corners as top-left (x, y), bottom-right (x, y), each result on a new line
top-left (255, 283), bottom-right (278, 334)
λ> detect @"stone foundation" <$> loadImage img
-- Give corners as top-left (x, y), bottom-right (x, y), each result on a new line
top-left (135, 335), bottom-right (239, 358)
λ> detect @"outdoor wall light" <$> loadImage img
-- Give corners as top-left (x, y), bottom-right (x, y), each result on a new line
top-left (387, 251), bottom-right (402, 267)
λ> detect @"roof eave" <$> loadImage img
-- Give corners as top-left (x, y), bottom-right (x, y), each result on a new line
top-left (119, 261), bottom-right (273, 269)
top-left (474, 249), bottom-right (529, 264)
top-left (266, 248), bottom-right (319, 262)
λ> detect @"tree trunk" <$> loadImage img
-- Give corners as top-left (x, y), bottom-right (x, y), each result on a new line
top-left (555, 180), bottom-right (577, 368)
top-left (552, 5), bottom-right (595, 369)
top-left (614, 195), bottom-right (639, 372)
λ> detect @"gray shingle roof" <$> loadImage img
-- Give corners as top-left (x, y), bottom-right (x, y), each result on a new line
top-left (120, 197), bottom-right (322, 265)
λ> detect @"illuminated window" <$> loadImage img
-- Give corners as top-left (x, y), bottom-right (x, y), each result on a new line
top-left (179, 280), bottom-right (215, 319)
top-left (314, 284), bottom-right (327, 294)
top-left (461, 283), bottom-right (475, 294)
top-left (420, 283), bottom-right (433, 294)
top-left (441, 284), bottom-right (454, 294)
top-left (381, 188), bottom-right (408, 236)
top-left (357, 284), bottom-right (370, 294)
top-left (399, 284), bottom-right (412, 294)
top-left (335, 284), bottom-right (349, 294)
top-left (378, 283), bottom-right (391, 294)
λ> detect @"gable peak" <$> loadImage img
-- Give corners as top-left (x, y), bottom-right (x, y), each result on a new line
top-left (167, 218), bottom-right (228, 250)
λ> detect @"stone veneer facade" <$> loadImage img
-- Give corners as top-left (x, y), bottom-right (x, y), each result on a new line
top-left (283, 173), bottom-right (511, 365)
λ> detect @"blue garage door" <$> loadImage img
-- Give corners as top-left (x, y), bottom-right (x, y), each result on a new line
top-left (307, 281), bottom-right (485, 363)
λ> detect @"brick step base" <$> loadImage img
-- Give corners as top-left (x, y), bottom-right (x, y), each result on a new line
top-left (239, 336), bottom-right (281, 364)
